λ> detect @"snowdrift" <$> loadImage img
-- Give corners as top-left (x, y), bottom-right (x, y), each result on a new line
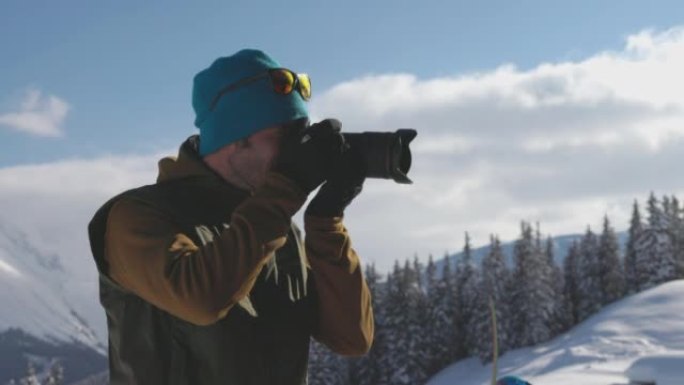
top-left (427, 280), bottom-right (684, 385)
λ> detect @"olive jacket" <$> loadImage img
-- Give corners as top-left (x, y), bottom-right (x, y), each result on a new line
top-left (88, 135), bottom-right (374, 384)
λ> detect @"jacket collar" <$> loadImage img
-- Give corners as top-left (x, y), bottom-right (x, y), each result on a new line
top-left (156, 135), bottom-right (251, 197)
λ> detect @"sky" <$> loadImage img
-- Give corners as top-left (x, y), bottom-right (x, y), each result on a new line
top-left (1, 1), bottom-right (684, 273)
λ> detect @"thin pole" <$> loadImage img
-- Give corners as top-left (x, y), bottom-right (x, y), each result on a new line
top-left (490, 296), bottom-right (499, 385)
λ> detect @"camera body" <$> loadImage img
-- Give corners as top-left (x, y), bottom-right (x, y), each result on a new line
top-left (288, 118), bottom-right (417, 184)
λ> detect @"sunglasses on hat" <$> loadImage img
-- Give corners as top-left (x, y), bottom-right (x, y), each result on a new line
top-left (209, 68), bottom-right (311, 111)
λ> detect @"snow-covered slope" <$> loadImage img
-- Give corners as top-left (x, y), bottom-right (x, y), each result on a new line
top-left (0, 222), bottom-right (107, 383)
top-left (427, 280), bottom-right (684, 385)
top-left (0, 223), bottom-right (103, 351)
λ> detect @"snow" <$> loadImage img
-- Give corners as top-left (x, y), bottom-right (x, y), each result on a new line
top-left (427, 280), bottom-right (684, 385)
top-left (0, 257), bottom-right (21, 277)
top-left (625, 354), bottom-right (684, 385)
top-left (0, 223), bottom-right (104, 352)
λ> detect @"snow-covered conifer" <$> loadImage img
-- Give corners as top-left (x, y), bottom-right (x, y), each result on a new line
top-left (625, 200), bottom-right (643, 293)
top-left (473, 235), bottom-right (511, 362)
top-left (545, 235), bottom-right (566, 335)
top-left (577, 226), bottom-right (602, 322)
top-left (426, 253), bottom-right (460, 375)
top-left (455, 233), bottom-right (479, 356)
top-left (45, 361), bottom-right (64, 385)
top-left (635, 194), bottom-right (677, 290)
top-left (406, 257), bottom-right (431, 384)
top-left (669, 195), bottom-right (684, 278)
top-left (562, 241), bottom-right (581, 328)
top-left (377, 259), bottom-right (429, 384)
top-left (377, 261), bottom-right (405, 384)
top-left (598, 215), bottom-right (626, 305)
top-left (510, 222), bottom-right (554, 348)
top-left (308, 340), bottom-right (349, 385)
top-left (353, 264), bottom-right (384, 385)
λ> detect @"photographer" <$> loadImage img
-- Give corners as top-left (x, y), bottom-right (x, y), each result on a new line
top-left (88, 49), bottom-right (374, 385)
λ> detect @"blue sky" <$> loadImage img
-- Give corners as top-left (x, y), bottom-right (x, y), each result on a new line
top-left (1, 0), bottom-right (682, 165)
top-left (2, 1), bottom-right (684, 273)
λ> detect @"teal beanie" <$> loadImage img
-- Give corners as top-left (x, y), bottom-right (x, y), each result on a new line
top-left (192, 49), bottom-right (309, 156)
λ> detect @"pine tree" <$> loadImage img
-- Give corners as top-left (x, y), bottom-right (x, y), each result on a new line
top-left (353, 264), bottom-right (384, 385)
top-left (45, 361), bottom-right (64, 385)
top-left (422, 254), bottom-right (438, 376)
top-left (378, 260), bottom-right (430, 385)
top-left (672, 196), bottom-right (681, 223)
top-left (544, 235), bottom-right (566, 335)
top-left (413, 255), bottom-right (424, 289)
top-left (473, 235), bottom-right (511, 363)
top-left (19, 362), bottom-right (39, 385)
top-left (663, 195), bottom-right (673, 224)
top-left (425, 253), bottom-right (459, 376)
top-left (468, 273), bottom-right (489, 363)
top-left (425, 254), bottom-right (437, 297)
top-left (576, 226), bottom-right (602, 321)
top-left (532, 224), bottom-right (556, 343)
top-left (598, 215), bottom-right (626, 304)
top-left (308, 340), bottom-right (349, 385)
top-left (405, 258), bottom-right (431, 384)
top-left (455, 232), bottom-right (479, 356)
top-left (635, 193), bottom-right (678, 290)
top-left (669, 195), bottom-right (684, 278)
top-left (510, 223), bottom-right (531, 348)
top-left (625, 200), bottom-right (643, 293)
top-left (647, 193), bottom-right (661, 228)
top-left (377, 262), bottom-right (404, 384)
top-left (510, 222), bottom-right (554, 348)
top-left (562, 241), bottom-right (581, 327)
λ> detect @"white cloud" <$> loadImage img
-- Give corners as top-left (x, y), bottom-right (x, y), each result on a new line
top-left (3, 27), bottom-right (684, 273)
top-left (312, 28), bottom-right (684, 149)
top-left (0, 153), bottom-right (161, 278)
top-left (0, 89), bottom-right (70, 137)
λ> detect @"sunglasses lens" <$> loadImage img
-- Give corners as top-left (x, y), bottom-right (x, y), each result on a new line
top-left (297, 73), bottom-right (312, 100)
top-left (270, 69), bottom-right (295, 95)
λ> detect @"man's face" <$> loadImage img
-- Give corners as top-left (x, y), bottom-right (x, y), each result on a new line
top-left (226, 125), bottom-right (285, 190)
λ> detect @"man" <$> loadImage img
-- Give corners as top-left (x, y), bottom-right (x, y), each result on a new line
top-left (88, 49), bottom-right (374, 384)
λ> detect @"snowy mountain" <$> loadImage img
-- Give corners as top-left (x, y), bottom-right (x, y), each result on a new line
top-left (427, 279), bottom-right (684, 385)
top-left (0, 223), bottom-right (106, 384)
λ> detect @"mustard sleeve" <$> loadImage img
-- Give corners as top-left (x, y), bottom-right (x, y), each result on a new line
top-left (304, 215), bottom-right (374, 356)
top-left (104, 172), bottom-right (307, 326)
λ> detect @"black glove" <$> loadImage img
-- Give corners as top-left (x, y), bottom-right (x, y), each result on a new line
top-left (305, 143), bottom-right (367, 217)
top-left (273, 119), bottom-right (346, 193)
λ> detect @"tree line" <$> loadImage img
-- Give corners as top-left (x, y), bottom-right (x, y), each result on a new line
top-left (309, 193), bottom-right (684, 385)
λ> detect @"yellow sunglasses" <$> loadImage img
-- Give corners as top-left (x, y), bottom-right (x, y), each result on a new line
top-left (210, 68), bottom-right (311, 111)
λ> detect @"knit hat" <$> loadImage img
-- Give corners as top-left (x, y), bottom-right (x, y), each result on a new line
top-left (192, 49), bottom-right (309, 156)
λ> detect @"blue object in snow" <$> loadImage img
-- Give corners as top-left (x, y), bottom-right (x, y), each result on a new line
top-left (496, 376), bottom-right (532, 385)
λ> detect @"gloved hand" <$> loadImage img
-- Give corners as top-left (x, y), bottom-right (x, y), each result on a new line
top-left (273, 119), bottom-right (346, 193)
top-left (305, 143), bottom-right (367, 217)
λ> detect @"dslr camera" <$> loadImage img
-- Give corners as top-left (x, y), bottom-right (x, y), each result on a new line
top-left (292, 118), bottom-right (417, 184)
